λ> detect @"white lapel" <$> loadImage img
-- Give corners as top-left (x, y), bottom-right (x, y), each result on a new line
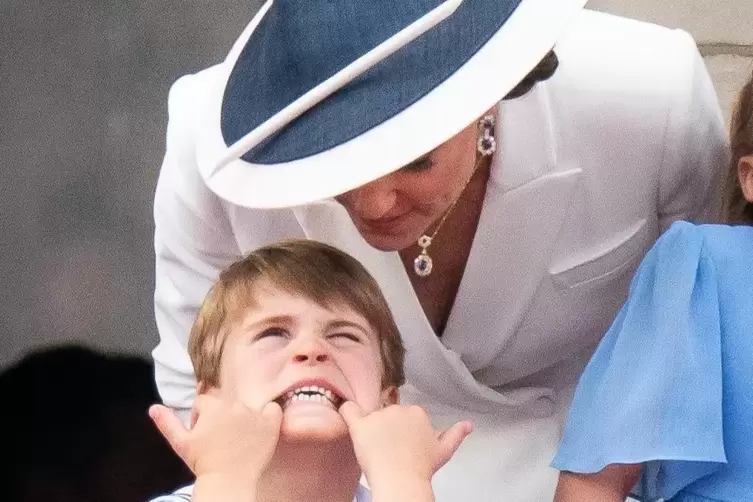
top-left (290, 202), bottom-right (539, 413)
top-left (441, 84), bottom-right (582, 373)
top-left (291, 84), bottom-right (581, 413)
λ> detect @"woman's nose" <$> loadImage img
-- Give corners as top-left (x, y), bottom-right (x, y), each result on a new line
top-left (340, 177), bottom-right (397, 220)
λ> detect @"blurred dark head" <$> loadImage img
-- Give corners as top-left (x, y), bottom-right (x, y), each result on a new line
top-left (0, 345), bottom-right (192, 502)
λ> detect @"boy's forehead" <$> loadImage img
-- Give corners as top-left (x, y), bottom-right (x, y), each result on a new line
top-left (236, 282), bottom-right (373, 330)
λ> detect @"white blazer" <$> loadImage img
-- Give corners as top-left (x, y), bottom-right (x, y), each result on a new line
top-left (152, 10), bottom-right (728, 502)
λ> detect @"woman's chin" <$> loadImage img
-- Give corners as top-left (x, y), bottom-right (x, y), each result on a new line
top-left (351, 215), bottom-right (427, 252)
top-left (358, 229), bottom-right (421, 252)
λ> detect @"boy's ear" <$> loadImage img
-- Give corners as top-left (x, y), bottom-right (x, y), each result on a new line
top-left (196, 381), bottom-right (221, 396)
top-left (379, 386), bottom-right (399, 407)
top-left (196, 381), bottom-right (208, 396)
top-left (739, 155), bottom-right (753, 203)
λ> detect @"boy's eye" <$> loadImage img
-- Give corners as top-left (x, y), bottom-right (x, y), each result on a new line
top-left (256, 327), bottom-right (288, 340)
top-left (329, 332), bottom-right (361, 343)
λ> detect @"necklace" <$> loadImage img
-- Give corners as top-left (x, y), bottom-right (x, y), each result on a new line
top-left (413, 154), bottom-right (485, 277)
top-left (412, 113), bottom-right (496, 278)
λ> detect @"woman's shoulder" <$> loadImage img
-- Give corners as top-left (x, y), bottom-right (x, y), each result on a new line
top-left (553, 10), bottom-right (700, 95)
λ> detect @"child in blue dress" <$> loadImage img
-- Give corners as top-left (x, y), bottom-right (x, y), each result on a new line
top-left (551, 70), bottom-right (753, 502)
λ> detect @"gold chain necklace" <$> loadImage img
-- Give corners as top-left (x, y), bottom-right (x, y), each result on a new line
top-left (412, 113), bottom-right (496, 277)
top-left (413, 154), bottom-right (485, 277)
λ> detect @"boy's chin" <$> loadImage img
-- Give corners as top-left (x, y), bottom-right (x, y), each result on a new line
top-left (279, 404), bottom-right (349, 443)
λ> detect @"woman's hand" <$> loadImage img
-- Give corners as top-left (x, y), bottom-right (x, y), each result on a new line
top-left (339, 401), bottom-right (472, 502)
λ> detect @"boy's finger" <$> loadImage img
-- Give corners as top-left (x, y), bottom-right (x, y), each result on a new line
top-left (149, 404), bottom-right (190, 461)
top-left (338, 401), bottom-right (366, 428)
top-left (262, 401), bottom-right (284, 424)
top-left (189, 406), bottom-right (199, 429)
top-left (436, 421), bottom-right (473, 468)
top-left (190, 394), bottom-right (218, 429)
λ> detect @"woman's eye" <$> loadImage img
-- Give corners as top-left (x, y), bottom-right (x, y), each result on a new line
top-left (401, 158), bottom-right (432, 173)
top-left (256, 327), bottom-right (288, 340)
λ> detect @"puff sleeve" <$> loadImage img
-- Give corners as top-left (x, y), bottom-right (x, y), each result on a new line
top-left (551, 221), bottom-right (726, 501)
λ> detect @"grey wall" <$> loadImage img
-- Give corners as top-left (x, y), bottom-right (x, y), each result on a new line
top-left (0, 0), bottom-right (262, 367)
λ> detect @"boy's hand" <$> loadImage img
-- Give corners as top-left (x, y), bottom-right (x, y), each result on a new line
top-left (339, 401), bottom-right (472, 488)
top-left (149, 395), bottom-right (283, 484)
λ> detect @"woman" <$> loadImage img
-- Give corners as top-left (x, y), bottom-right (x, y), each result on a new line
top-left (152, 0), bottom-right (727, 500)
top-left (552, 69), bottom-right (753, 502)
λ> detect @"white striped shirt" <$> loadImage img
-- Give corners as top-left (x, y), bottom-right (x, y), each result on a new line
top-left (150, 483), bottom-right (372, 501)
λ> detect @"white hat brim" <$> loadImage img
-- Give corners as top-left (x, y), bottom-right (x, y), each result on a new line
top-left (197, 0), bottom-right (588, 209)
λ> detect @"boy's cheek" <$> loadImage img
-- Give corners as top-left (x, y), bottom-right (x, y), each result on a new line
top-left (233, 386), bottom-right (275, 411)
top-left (352, 384), bottom-right (395, 413)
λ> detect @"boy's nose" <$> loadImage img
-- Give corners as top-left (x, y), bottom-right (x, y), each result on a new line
top-left (291, 338), bottom-right (329, 364)
top-left (293, 352), bottom-right (328, 363)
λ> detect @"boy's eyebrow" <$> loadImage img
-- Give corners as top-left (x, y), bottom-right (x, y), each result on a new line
top-left (326, 319), bottom-right (370, 334)
top-left (241, 315), bottom-right (369, 335)
top-left (242, 314), bottom-right (296, 331)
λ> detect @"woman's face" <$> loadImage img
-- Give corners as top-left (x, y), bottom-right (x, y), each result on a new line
top-left (335, 118), bottom-right (483, 251)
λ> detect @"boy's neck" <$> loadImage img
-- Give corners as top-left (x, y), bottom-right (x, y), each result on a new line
top-left (256, 438), bottom-right (362, 502)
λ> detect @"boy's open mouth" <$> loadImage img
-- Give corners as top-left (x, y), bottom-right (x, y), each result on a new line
top-left (275, 385), bottom-right (345, 410)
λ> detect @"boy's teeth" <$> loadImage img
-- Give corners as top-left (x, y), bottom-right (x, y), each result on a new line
top-left (288, 393), bottom-right (333, 406)
top-left (279, 385), bottom-right (344, 409)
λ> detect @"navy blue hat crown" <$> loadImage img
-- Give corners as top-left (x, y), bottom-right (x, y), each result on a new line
top-left (221, 0), bottom-right (523, 165)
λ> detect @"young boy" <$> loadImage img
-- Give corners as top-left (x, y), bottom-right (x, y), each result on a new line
top-left (149, 239), bottom-right (473, 502)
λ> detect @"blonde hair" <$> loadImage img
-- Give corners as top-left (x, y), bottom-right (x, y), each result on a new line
top-left (188, 239), bottom-right (405, 390)
top-left (724, 68), bottom-right (753, 224)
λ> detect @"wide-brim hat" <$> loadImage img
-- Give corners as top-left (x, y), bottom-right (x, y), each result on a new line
top-left (197, 0), bottom-right (588, 209)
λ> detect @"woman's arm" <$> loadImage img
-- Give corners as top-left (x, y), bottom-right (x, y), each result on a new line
top-left (554, 464), bottom-right (642, 502)
top-left (152, 73), bottom-right (243, 420)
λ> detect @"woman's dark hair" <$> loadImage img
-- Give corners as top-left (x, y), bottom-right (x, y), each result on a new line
top-left (503, 50), bottom-right (559, 100)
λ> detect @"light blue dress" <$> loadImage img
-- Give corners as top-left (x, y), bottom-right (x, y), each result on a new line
top-left (552, 222), bottom-right (753, 501)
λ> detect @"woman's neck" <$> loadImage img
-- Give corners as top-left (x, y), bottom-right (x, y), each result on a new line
top-left (399, 158), bottom-right (491, 335)
top-left (256, 438), bottom-right (362, 502)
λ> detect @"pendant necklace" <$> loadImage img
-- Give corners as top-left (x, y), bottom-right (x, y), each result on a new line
top-left (413, 114), bottom-right (496, 278)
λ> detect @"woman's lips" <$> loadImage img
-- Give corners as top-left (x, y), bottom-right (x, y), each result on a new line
top-left (361, 212), bottom-right (411, 233)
